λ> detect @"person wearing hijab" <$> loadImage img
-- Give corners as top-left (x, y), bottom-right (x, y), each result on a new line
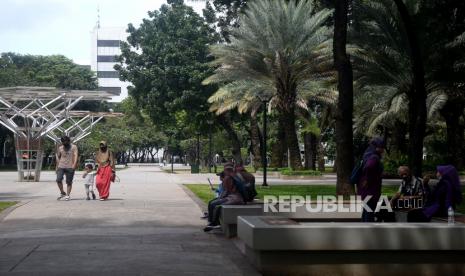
top-left (358, 137), bottom-right (385, 222)
top-left (95, 141), bottom-right (116, 201)
top-left (408, 165), bottom-right (463, 222)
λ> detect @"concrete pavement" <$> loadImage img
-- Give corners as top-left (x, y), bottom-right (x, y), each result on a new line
top-left (0, 167), bottom-right (258, 275)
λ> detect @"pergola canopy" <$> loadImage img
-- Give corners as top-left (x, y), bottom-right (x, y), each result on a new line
top-left (0, 86), bottom-right (123, 182)
top-left (0, 86), bottom-right (114, 101)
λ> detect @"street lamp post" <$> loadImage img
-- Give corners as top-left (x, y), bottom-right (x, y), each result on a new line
top-left (262, 100), bottom-right (269, 186)
top-left (258, 94), bottom-right (272, 187)
top-left (196, 132), bottom-right (201, 168)
top-left (207, 120), bottom-right (213, 173)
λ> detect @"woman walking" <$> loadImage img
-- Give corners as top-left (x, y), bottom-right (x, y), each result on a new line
top-left (95, 141), bottom-right (115, 201)
top-left (358, 137), bottom-right (385, 222)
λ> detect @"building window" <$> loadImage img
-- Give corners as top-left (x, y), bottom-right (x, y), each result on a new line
top-left (97, 40), bottom-right (121, 47)
top-left (98, 86), bottom-right (122, 95)
top-left (97, 55), bottom-right (117, 62)
top-left (97, 71), bottom-right (120, 78)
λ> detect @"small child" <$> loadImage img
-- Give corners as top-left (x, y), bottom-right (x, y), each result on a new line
top-left (82, 164), bottom-right (96, 200)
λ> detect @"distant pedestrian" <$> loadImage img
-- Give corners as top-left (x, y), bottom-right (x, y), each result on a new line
top-left (95, 141), bottom-right (115, 201)
top-left (82, 164), bottom-right (96, 200)
top-left (56, 136), bottom-right (78, 201)
top-left (358, 137), bottom-right (385, 222)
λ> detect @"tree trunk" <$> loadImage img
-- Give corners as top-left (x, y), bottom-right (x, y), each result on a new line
top-left (393, 0), bottom-right (427, 177)
top-left (250, 112), bottom-right (263, 169)
top-left (279, 109), bottom-right (303, 170)
top-left (217, 113), bottom-right (242, 164)
top-left (391, 120), bottom-right (408, 154)
top-left (303, 133), bottom-right (317, 170)
top-left (317, 141), bottom-right (326, 172)
top-left (270, 117), bottom-right (286, 168)
top-left (333, 0), bottom-right (354, 195)
top-left (441, 101), bottom-right (465, 169)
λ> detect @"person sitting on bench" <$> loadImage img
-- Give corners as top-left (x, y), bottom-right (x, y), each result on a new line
top-left (408, 165), bottom-right (462, 222)
top-left (204, 163), bottom-right (244, 232)
top-left (391, 166), bottom-right (426, 207)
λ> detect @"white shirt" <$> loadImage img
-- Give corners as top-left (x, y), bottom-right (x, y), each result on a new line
top-left (83, 172), bottom-right (95, 186)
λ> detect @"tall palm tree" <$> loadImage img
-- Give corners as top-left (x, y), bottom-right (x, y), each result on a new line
top-left (333, 0), bottom-right (355, 195)
top-left (351, 0), bottom-right (430, 175)
top-left (203, 0), bottom-right (333, 170)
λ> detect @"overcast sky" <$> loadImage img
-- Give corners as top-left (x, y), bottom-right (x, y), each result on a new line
top-left (0, 0), bottom-right (206, 65)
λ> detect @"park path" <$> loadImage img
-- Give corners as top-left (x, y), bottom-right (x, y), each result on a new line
top-left (0, 167), bottom-right (258, 275)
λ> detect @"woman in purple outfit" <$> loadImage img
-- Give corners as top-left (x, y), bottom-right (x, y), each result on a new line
top-left (358, 137), bottom-right (385, 222)
top-left (408, 165), bottom-right (462, 222)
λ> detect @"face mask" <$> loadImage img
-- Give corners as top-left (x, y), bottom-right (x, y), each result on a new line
top-left (402, 176), bottom-right (410, 181)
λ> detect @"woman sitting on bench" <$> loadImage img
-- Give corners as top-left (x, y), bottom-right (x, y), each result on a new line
top-left (408, 165), bottom-right (462, 222)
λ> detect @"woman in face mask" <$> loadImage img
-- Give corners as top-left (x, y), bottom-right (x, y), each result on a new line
top-left (95, 141), bottom-right (116, 201)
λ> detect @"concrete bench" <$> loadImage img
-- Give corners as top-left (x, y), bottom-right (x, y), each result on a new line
top-left (221, 203), bottom-right (362, 238)
top-left (237, 216), bottom-right (465, 275)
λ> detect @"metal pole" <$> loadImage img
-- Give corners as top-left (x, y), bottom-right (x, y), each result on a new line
top-left (197, 133), bottom-right (200, 167)
top-left (171, 152), bottom-right (174, 173)
top-left (262, 101), bottom-right (268, 187)
top-left (208, 124), bottom-right (212, 173)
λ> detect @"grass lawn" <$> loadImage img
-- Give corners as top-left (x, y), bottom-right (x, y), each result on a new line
top-left (185, 184), bottom-right (465, 215)
top-left (184, 184), bottom-right (399, 205)
top-left (0, 201), bottom-right (17, 213)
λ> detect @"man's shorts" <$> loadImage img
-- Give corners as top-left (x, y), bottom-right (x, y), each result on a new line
top-left (56, 168), bottom-right (75, 185)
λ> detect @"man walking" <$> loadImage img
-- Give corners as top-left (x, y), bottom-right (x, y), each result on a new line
top-left (56, 136), bottom-right (78, 201)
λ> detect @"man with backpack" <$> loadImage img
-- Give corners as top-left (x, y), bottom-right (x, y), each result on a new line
top-left (234, 164), bottom-right (257, 203)
top-left (204, 163), bottom-right (244, 232)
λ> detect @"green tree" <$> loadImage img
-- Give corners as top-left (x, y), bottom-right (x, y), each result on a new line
top-left (115, 0), bottom-right (216, 139)
top-left (204, 0), bottom-right (333, 170)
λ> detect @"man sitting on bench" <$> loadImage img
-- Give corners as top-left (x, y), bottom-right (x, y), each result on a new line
top-left (204, 163), bottom-right (244, 232)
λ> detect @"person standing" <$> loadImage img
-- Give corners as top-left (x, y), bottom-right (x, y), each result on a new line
top-left (82, 164), bottom-right (97, 200)
top-left (358, 137), bottom-right (385, 222)
top-left (56, 136), bottom-right (78, 201)
top-left (95, 141), bottom-right (115, 201)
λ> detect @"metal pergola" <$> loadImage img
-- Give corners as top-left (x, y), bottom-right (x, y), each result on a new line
top-left (0, 87), bottom-right (122, 182)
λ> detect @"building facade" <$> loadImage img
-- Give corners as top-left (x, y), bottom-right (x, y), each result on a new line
top-left (90, 26), bottom-right (129, 102)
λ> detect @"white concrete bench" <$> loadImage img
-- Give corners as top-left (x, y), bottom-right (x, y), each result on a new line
top-left (237, 216), bottom-right (465, 275)
top-left (221, 203), bottom-right (362, 238)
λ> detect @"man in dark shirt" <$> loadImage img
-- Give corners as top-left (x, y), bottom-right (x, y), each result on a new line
top-left (390, 166), bottom-right (425, 207)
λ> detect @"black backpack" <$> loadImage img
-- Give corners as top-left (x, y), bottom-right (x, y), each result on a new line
top-left (233, 173), bottom-right (257, 203)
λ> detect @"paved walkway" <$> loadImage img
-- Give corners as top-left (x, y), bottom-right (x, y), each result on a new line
top-left (0, 167), bottom-right (258, 275)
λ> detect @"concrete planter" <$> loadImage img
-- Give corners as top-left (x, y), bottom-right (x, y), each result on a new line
top-left (279, 174), bottom-right (323, 180)
top-left (254, 171), bottom-right (281, 178)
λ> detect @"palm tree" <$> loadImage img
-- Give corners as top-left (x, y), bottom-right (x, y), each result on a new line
top-left (333, 0), bottom-right (355, 195)
top-left (203, 0), bottom-right (333, 170)
top-left (351, 0), bottom-right (430, 176)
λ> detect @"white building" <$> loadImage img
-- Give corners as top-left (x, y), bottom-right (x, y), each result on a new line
top-left (90, 26), bottom-right (130, 102)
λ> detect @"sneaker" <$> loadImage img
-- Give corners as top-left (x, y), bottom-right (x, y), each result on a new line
top-left (57, 192), bottom-right (66, 200)
top-left (99, 198), bottom-right (105, 201)
top-left (65, 196), bottom-right (70, 201)
top-left (203, 225), bottom-right (221, 232)
top-left (86, 196), bottom-right (90, 200)
top-left (200, 213), bottom-right (208, 219)
top-left (92, 193), bottom-right (96, 200)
